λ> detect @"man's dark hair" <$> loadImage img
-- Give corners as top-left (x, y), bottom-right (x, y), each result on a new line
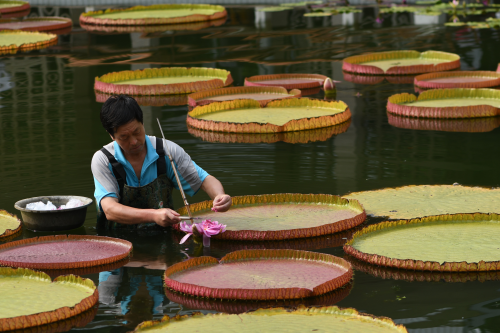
top-left (100, 95), bottom-right (143, 137)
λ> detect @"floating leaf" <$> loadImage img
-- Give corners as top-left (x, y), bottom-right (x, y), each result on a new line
top-left (187, 120), bottom-right (351, 144)
top-left (0, 267), bottom-right (98, 331)
top-left (164, 284), bottom-right (352, 314)
top-left (96, 91), bottom-right (188, 106)
top-left (281, 1), bottom-right (322, 6)
top-left (343, 50), bottom-right (460, 75)
top-left (94, 67), bottom-right (233, 96)
top-left (188, 86), bottom-right (301, 107)
top-left (187, 98), bottom-right (351, 133)
top-left (0, 235), bottom-right (132, 270)
top-left (245, 73), bottom-right (328, 90)
top-left (387, 113), bottom-right (500, 133)
top-left (344, 213), bottom-right (500, 272)
top-left (0, 1), bottom-right (29, 16)
top-left (80, 4), bottom-right (227, 26)
top-left (304, 12), bottom-right (332, 16)
top-left (344, 184), bottom-right (500, 219)
top-left (444, 22), bottom-right (467, 26)
top-left (0, 17), bottom-right (72, 33)
top-left (414, 71), bottom-right (500, 89)
top-left (0, 210), bottom-right (21, 241)
top-left (133, 305), bottom-right (407, 332)
top-left (380, 6), bottom-right (418, 13)
top-left (164, 249), bottom-right (353, 300)
top-left (0, 30), bottom-right (57, 54)
top-left (175, 194), bottom-right (365, 240)
top-left (257, 6), bottom-right (294, 12)
top-left (387, 88), bottom-right (500, 118)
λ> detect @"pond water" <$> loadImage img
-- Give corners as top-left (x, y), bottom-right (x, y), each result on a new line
top-left (1, 5), bottom-right (500, 332)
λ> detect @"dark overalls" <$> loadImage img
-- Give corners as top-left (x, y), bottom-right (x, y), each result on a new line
top-left (97, 137), bottom-right (175, 230)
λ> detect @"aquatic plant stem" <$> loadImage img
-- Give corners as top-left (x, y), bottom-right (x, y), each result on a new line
top-left (157, 118), bottom-right (194, 223)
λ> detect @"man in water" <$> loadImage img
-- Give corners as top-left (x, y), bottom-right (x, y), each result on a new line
top-left (91, 94), bottom-right (231, 229)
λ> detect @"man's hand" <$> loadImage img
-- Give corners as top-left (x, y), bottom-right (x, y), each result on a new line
top-left (154, 208), bottom-right (181, 227)
top-left (213, 194), bottom-right (231, 212)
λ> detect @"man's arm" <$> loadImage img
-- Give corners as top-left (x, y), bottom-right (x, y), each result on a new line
top-left (200, 175), bottom-right (232, 212)
top-left (101, 197), bottom-right (181, 227)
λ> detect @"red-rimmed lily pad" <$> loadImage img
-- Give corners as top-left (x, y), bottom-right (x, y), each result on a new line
top-left (187, 120), bottom-right (351, 144)
top-left (80, 4), bottom-right (227, 26)
top-left (0, 17), bottom-right (72, 33)
top-left (344, 213), bottom-right (500, 272)
top-left (164, 249), bottom-right (352, 300)
top-left (133, 305), bottom-right (408, 332)
top-left (0, 210), bottom-right (21, 241)
top-left (21, 307), bottom-right (98, 333)
top-left (0, 268), bottom-right (98, 331)
top-left (0, 30), bottom-right (58, 55)
top-left (176, 194), bottom-right (365, 241)
top-left (343, 72), bottom-right (416, 85)
top-left (96, 91), bottom-right (188, 106)
top-left (94, 67), bottom-right (233, 96)
top-left (164, 283), bottom-right (352, 314)
top-left (414, 71), bottom-right (500, 89)
top-left (388, 113), bottom-right (500, 133)
top-left (244, 73), bottom-right (328, 90)
top-left (42, 258), bottom-right (130, 279)
top-left (0, 1), bottom-right (29, 15)
top-left (0, 235), bottom-right (132, 270)
top-left (387, 88), bottom-right (500, 118)
top-left (186, 98), bottom-right (351, 134)
top-left (188, 86), bottom-right (302, 107)
top-left (343, 50), bottom-right (460, 75)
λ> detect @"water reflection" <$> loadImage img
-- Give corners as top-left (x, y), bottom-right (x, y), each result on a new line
top-left (388, 114), bottom-right (500, 133)
top-left (11, 307), bottom-right (97, 333)
top-left (95, 91), bottom-right (189, 107)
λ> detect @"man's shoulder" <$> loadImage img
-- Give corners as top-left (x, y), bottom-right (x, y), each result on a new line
top-left (92, 142), bottom-right (115, 167)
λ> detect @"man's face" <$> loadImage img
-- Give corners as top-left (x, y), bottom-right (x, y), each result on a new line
top-left (112, 119), bottom-right (146, 155)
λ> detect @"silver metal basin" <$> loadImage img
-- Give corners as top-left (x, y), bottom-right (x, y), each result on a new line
top-left (14, 195), bottom-right (93, 231)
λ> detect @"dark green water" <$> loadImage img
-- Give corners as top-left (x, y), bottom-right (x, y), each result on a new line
top-left (1, 6), bottom-right (500, 332)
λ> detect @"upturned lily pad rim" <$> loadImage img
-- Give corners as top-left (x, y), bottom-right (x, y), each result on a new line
top-left (94, 67), bottom-right (233, 96)
top-left (187, 86), bottom-right (302, 107)
top-left (0, 267), bottom-right (98, 332)
top-left (96, 91), bottom-right (188, 106)
top-left (0, 1), bottom-right (29, 14)
top-left (0, 30), bottom-right (58, 54)
top-left (244, 73), bottom-right (328, 90)
top-left (344, 213), bottom-right (500, 272)
top-left (186, 120), bottom-right (351, 144)
top-left (79, 4), bottom-right (227, 26)
top-left (0, 17), bottom-right (72, 32)
top-left (186, 98), bottom-right (352, 134)
top-left (387, 88), bottom-right (500, 119)
top-left (164, 249), bottom-right (353, 300)
top-left (175, 193), bottom-right (365, 240)
top-left (414, 71), bottom-right (500, 89)
top-left (342, 50), bottom-right (460, 75)
top-left (387, 113), bottom-right (500, 133)
top-left (0, 234), bottom-right (132, 270)
top-left (133, 305), bottom-right (407, 333)
top-left (0, 210), bottom-right (21, 240)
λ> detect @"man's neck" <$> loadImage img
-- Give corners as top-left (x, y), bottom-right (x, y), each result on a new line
top-left (122, 142), bottom-right (147, 164)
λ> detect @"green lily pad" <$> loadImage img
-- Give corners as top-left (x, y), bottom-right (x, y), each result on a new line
top-left (344, 185), bottom-right (500, 219)
top-left (0, 210), bottom-right (21, 240)
top-left (258, 6), bottom-right (293, 12)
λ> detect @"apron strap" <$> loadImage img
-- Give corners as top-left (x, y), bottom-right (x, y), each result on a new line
top-left (100, 148), bottom-right (127, 198)
top-left (156, 137), bottom-right (167, 177)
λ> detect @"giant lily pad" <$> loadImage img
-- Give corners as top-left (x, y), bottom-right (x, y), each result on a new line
top-left (187, 120), bottom-right (351, 143)
top-left (343, 72), bottom-right (416, 85)
top-left (80, 4), bottom-right (227, 26)
top-left (96, 91), bottom-right (188, 106)
top-left (344, 213), bottom-right (500, 272)
top-left (164, 284), bottom-right (352, 314)
top-left (133, 305), bottom-right (407, 332)
top-left (387, 89), bottom-right (500, 118)
top-left (414, 71), bottom-right (500, 89)
top-left (186, 99), bottom-right (351, 134)
top-left (0, 267), bottom-right (98, 331)
top-left (94, 67), bottom-right (233, 96)
top-left (387, 113), bottom-right (500, 133)
top-left (0, 235), bottom-right (132, 269)
top-left (176, 194), bottom-right (365, 240)
top-left (0, 1), bottom-right (29, 15)
top-left (0, 210), bottom-right (21, 241)
top-left (164, 249), bottom-right (352, 300)
top-left (188, 86), bottom-right (302, 107)
top-left (0, 30), bottom-right (57, 54)
top-left (244, 74), bottom-right (328, 90)
top-left (0, 17), bottom-right (72, 33)
top-left (343, 50), bottom-right (460, 75)
top-left (344, 185), bottom-right (500, 220)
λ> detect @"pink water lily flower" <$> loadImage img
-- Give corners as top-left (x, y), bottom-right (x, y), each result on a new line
top-left (178, 219), bottom-right (226, 244)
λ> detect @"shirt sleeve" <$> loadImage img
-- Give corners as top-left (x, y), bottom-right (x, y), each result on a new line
top-left (91, 150), bottom-right (119, 211)
top-left (164, 139), bottom-right (210, 197)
